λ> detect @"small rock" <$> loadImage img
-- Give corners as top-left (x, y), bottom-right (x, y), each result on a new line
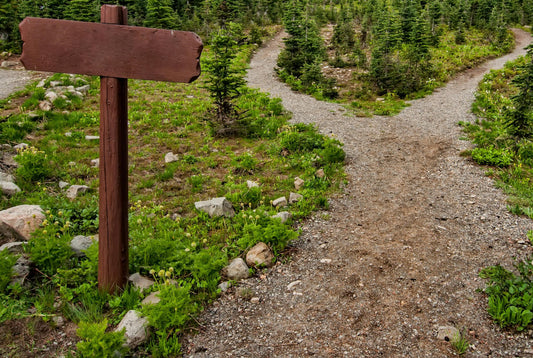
top-left (1, 60), bottom-right (18, 68)
top-left (13, 143), bottom-right (28, 150)
top-left (128, 273), bottom-right (155, 291)
top-left (70, 235), bottom-right (96, 257)
top-left (246, 242), bottom-right (275, 268)
top-left (316, 168), bottom-right (325, 178)
top-left (218, 281), bottom-right (232, 292)
top-left (272, 196), bottom-right (287, 208)
top-left (246, 180), bottom-right (259, 188)
top-left (250, 297), bottom-right (260, 304)
top-left (65, 185), bottom-right (89, 199)
top-left (52, 315), bottom-right (65, 328)
top-left (64, 132), bottom-right (72, 137)
top-left (294, 177), bottom-right (305, 190)
top-left (287, 280), bottom-right (302, 290)
top-left (376, 97), bottom-right (385, 102)
top-left (320, 258), bottom-right (332, 264)
top-left (164, 152), bottom-right (179, 163)
top-left (437, 326), bottom-right (460, 343)
top-left (36, 79), bottom-right (46, 88)
top-left (0, 172), bottom-right (14, 183)
top-left (115, 310), bottom-right (149, 349)
top-left (141, 291), bottom-right (161, 305)
top-left (0, 220), bottom-right (25, 245)
top-left (11, 256), bottom-right (31, 285)
top-left (0, 181), bottom-right (21, 196)
top-left (271, 211), bottom-right (291, 223)
top-left (49, 81), bottom-right (62, 87)
top-left (224, 258), bottom-right (250, 281)
top-left (45, 91), bottom-right (58, 102)
top-left (91, 158), bottom-right (99, 168)
top-left (39, 101), bottom-right (52, 111)
top-left (289, 192), bottom-right (303, 204)
top-left (0, 241), bottom-right (25, 254)
top-left (84, 135), bottom-right (99, 141)
top-left (76, 85), bottom-right (91, 94)
top-left (58, 181), bottom-right (70, 189)
top-left (0, 205), bottom-right (45, 240)
top-left (194, 197), bottom-right (235, 218)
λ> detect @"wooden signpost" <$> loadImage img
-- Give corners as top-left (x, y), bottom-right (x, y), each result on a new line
top-left (19, 5), bottom-right (203, 292)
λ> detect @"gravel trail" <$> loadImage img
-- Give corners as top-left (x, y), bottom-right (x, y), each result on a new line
top-left (0, 68), bottom-right (31, 99)
top-left (183, 30), bottom-right (533, 357)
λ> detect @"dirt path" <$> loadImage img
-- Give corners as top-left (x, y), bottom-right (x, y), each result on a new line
top-left (183, 31), bottom-right (533, 357)
top-left (0, 67), bottom-right (31, 100)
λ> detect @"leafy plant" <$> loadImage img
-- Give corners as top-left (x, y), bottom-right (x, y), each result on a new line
top-left (0, 250), bottom-right (18, 293)
top-left (471, 146), bottom-right (513, 167)
top-left (480, 259), bottom-right (533, 331)
top-left (14, 146), bottom-right (54, 186)
top-left (76, 319), bottom-right (128, 358)
top-left (451, 330), bottom-right (470, 355)
top-left (28, 228), bottom-right (72, 276)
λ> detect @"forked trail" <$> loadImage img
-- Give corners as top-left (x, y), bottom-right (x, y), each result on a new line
top-left (184, 30), bottom-right (533, 357)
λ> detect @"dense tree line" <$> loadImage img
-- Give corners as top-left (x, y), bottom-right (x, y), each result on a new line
top-left (0, 0), bottom-right (283, 52)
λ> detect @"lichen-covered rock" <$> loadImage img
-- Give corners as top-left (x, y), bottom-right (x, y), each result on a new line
top-left (272, 196), bottom-right (287, 208)
top-left (128, 273), bottom-right (155, 291)
top-left (289, 192), bottom-right (303, 204)
top-left (70, 235), bottom-right (97, 257)
top-left (271, 211), bottom-right (291, 223)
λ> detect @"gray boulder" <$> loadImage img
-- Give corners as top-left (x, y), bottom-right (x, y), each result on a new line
top-left (0, 181), bottom-right (21, 196)
top-left (272, 211), bottom-right (291, 223)
top-left (141, 291), bottom-right (161, 305)
top-left (272, 196), bottom-right (287, 208)
top-left (0, 172), bottom-right (14, 183)
top-left (66, 185), bottom-right (89, 199)
top-left (70, 235), bottom-right (97, 257)
top-left (289, 192), bottom-right (303, 204)
top-left (224, 258), bottom-right (250, 281)
top-left (115, 310), bottom-right (150, 349)
top-left (11, 256), bottom-right (31, 285)
top-left (128, 273), bottom-right (155, 292)
top-left (0, 205), bottom-right (45, 240)
top-left (164, 152), bottom-right (179, 163)
top-left (0, 241), bottom-right (25, 254)
top-left (194, 197), bottom-right (235, 218)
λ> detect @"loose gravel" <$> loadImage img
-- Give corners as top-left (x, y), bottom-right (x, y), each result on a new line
top-left (0, 67), bottom-right (31, 100)
top-left (182, 30), bottom-right (533, 357)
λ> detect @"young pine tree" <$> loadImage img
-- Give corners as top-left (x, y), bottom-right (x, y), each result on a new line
top-left (506, 45), bottom-right (533, 138)
top-left (203, 28), bottom-right (246, 136)
top-left (63, 0), bottom-right (99, 22)
top-left (144, 0), bottom-right (178, 29)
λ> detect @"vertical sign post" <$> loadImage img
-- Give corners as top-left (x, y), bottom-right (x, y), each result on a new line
top-left (19, 4), bottom-right (203, 293)
top-left (98, 5), bottom-right (129, 292)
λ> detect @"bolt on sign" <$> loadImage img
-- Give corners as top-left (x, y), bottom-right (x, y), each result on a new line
top-left (19, 4), bottom-right (203, 292)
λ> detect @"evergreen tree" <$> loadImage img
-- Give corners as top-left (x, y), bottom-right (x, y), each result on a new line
top-left (144, 0), bottom-right (178, 29)
top-left (63, 0), bottom-right (100, 22)
top-left (203, 27), bottom-right (247, 136)
top-left (277, 0), bottom-right (325, 77)
top-left (506, 45), bottom-right (533, 138)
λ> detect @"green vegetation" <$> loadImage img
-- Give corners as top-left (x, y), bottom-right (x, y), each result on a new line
top-left (0, 30), bottom-right (345, 355)
top-left (480, 261), bottom-right (533, 331)
top-left (451, 330), bottom-right (470, 355)
top-left (462, 47), bottom-right (533, 218)
top-left (463, 40), bottom-right (533, 333)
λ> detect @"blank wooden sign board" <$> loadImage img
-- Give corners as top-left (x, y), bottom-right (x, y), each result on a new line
top-left (19, 4), bottom-right (203, 292)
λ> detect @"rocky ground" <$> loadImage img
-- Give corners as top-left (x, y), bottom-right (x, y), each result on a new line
top-left (182, 30), bottom-right (533, 357)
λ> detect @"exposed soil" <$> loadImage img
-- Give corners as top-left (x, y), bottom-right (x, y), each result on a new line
top-left (182, 30), bottom-right (533, 357)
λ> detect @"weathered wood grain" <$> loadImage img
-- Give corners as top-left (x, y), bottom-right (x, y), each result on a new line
top-left (19, 16), bottom-right (202, 82)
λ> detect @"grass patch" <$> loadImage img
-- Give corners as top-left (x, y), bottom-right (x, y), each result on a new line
top-left (0, 35), bottom-right (345, 356)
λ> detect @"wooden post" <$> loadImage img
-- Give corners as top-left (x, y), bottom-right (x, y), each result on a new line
top-left (18, 6), bottom-right (203, 293)
top-left (98, 5), bottom-right (129, 293)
